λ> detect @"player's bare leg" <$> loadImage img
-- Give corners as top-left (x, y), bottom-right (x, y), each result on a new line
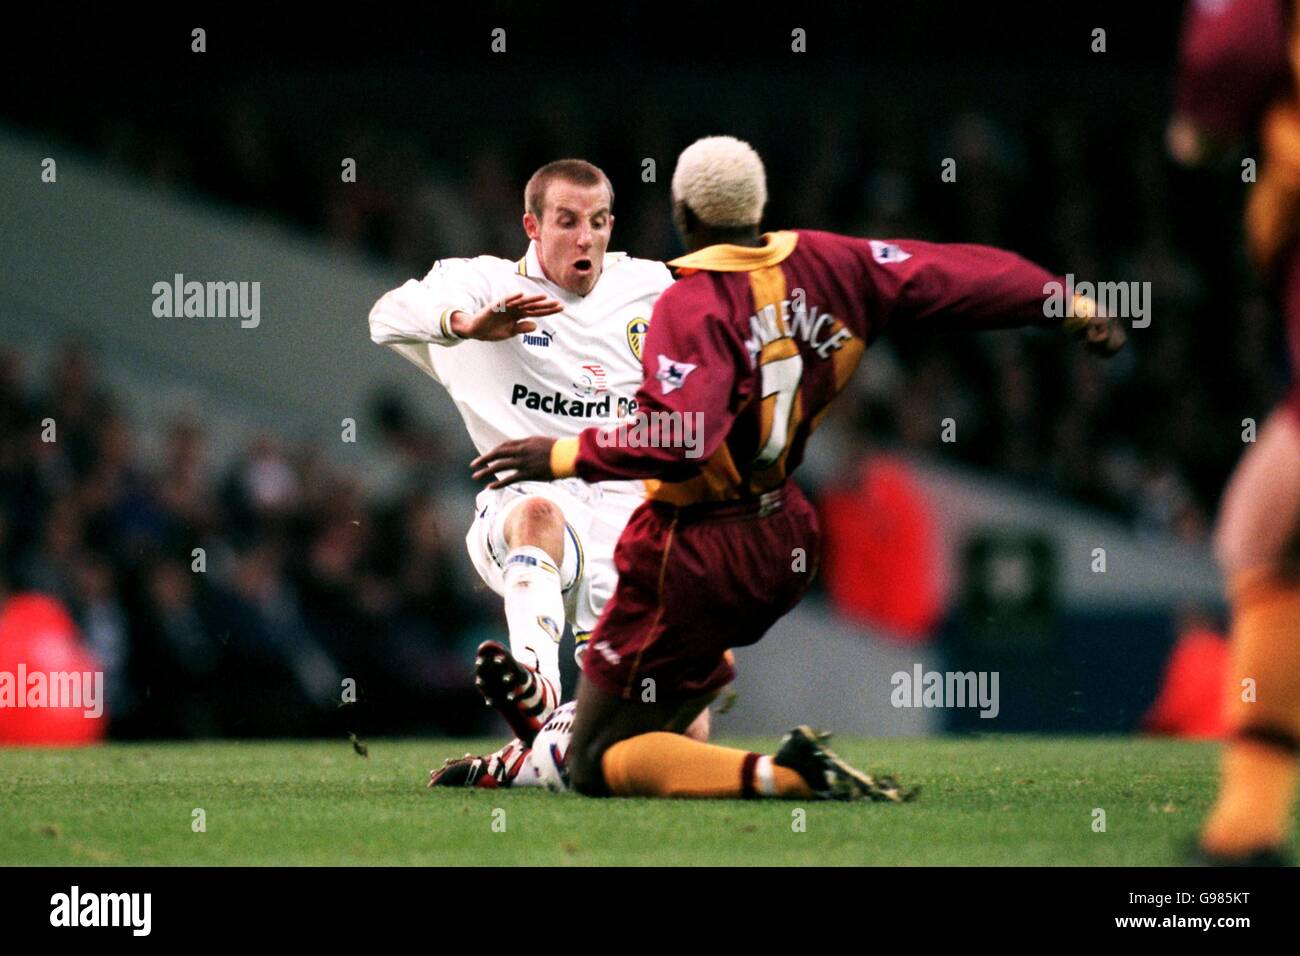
top-left (477, 496), bottom-right (567, 742)
top-left (682, 707), bottom-right (710, 742)
top-left (565, 673), bottom-right (908, 801)
top-left (1199, 407), bottom-right (1300, 862)
top-left (1214, 410), bottom-right (1300, 580)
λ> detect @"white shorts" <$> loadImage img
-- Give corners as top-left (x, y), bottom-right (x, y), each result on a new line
top-left (465, 478), bottom-right (645, 654)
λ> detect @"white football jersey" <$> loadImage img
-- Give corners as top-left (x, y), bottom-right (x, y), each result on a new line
top-left (369, 241), bottom-right (670, 491)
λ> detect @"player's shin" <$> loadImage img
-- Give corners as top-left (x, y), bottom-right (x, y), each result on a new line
top-left (501, 545), bottom-right (565, 712)
top-left (601, 733), bottom-right (812, 799)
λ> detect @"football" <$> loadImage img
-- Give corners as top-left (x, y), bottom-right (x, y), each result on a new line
top-left (530, 701), bottom-right (578, 793)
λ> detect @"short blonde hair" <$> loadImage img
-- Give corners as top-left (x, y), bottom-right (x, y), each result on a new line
top-left (671, 136), bottom-right (767, 228)
top-left (524, 159), bottom-right (614, 220)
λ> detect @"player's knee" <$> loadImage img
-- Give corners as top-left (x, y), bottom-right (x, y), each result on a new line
top-left (506, 496), bottom-right (564, 540)
top-left (1214, 505), bottom-right (1275, 579)
top-left (503, 496), bottom-right (567, 565)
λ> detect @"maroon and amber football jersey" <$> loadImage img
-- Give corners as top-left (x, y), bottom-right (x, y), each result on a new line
top-left (554, 229), bottom-right (1062, 505)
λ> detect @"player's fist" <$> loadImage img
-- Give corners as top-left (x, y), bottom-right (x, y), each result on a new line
top-left (1065, 294), bottom-right (1126, 358)
top-left (451, 293), bottom-right (563, 341)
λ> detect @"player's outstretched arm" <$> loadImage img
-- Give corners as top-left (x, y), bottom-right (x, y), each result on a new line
top-left (861, 238), bottom-right (1126, 358)
top-left (369, 256), bottom-right (561, 349)
top-left (448, 293), bottom-right (563, 341)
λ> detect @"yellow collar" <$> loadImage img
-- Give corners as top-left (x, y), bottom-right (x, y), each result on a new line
top-left (518, 241), bottom-right (543, 279)
top-left (667, 231), bottom-right (798, 274)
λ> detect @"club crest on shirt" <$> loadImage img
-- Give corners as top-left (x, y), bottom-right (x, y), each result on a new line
top-left (626, 317), bottom-right (648, 362)
top-left (655, 354), bottom-right (697, 394)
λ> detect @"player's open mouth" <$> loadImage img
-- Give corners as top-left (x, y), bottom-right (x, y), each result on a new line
top-left (574, 259), bottom-right (592, 272)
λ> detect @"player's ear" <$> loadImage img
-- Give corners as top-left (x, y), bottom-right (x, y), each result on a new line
top-left (681, 203), bottom-right (699, 234)
top-left (671, 201), bottom-right (692, 243)
top-left (523, 212), bottom-right (541, 242)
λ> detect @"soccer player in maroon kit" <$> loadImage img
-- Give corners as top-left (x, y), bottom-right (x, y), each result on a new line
top-left (473, 136), bottom-right (1126, 800)
top-left (1169, 0), bottom-right (1300, 865)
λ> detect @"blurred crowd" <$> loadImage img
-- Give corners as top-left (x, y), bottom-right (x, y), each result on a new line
top-left (0, 345), bottom-right (499, 737)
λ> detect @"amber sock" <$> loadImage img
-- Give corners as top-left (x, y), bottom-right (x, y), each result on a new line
top-left (601, 732), bottom-right (812, 799)
top-left (1200, 568), bottom-right (1300, 855)
top-left (1202, 742), bottom-right (1298, 854)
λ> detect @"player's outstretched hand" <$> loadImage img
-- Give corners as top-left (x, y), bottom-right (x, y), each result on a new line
top-left (471, 436), bottom-right (557, 488)
top-left (1066, 297), bottom-right (1126, 358)
top-left (452, 294), bottom-right (563, 341)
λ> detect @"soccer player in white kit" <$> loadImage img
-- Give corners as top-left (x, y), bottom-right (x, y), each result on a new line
top-left (368, 160), bottom-right (670, 788)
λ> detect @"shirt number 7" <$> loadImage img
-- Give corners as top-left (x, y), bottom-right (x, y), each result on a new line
top-left (754, 347), bottom-right (803, 469)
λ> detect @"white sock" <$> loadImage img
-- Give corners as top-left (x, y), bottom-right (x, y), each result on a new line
top-left (502, 545), bottom-right (565, 702)
top-left (755, 755), bottom-right (778, 797)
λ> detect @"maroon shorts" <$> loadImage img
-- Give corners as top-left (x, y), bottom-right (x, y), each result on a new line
top-left (581, 481), bottom-right (821, 701)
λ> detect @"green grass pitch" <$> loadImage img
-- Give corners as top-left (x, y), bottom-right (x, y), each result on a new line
top-left (0, 736), bottom-right (1279, 866)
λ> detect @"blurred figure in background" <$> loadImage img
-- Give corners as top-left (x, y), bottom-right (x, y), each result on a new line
top-left (1170, 0), bottom-right (1300, 865)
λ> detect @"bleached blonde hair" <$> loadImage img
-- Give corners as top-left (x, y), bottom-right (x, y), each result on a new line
top-left (671, 136), bottom-right (767, 228)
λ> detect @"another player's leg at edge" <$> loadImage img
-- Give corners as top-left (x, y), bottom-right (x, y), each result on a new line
top-left (1168, 2), bottom-right (1300, 866)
